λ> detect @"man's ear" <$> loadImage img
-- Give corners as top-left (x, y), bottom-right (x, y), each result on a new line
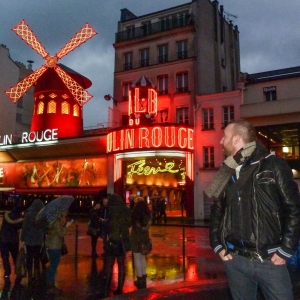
top-left (233, 134), bottom-right (241, 145)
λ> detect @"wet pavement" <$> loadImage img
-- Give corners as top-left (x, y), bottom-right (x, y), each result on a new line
top-left (0, 216), bottom-right (300, 299)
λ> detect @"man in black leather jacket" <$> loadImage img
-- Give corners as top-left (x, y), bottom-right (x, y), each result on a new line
top-left (208, 120), bottom-right (300, 300)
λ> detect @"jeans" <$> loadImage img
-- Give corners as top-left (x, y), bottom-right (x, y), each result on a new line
top-left (0, 242), bottom-right (19, 277)
top-left (224, 255), bottom-right (293, 300)
top-left (46, 249), bottom-right (61, 284)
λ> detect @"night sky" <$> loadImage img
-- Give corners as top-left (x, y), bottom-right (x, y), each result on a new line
top-left (1, 0), bottom-right (299, 127)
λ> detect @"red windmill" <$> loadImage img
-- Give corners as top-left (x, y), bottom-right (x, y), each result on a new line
top-left (5, 20), bottom-right (97, 138)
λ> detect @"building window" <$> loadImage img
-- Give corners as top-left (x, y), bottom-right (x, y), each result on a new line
top-left (61, 101), bottom-right (70, 114)
top-left (156, 109), bottom-right (169, 123)
top-left (37, 102), bottom-right (44, 114)
top-left (140, 48), bottom-right (149, 67)
top-left (222, 106), bottom-right (234, 128)
top-left (160, 16), bottom-right (171, 31)
top-left (176, 72), bottom-right (188, 93)
top-left (202, 109), bottom-right (214, 130)
top-left (157, 44), bottom-right (168, 63)
top-left (203, 147), bottom-right (215, 168)
top-left (16, 113), bottom-right (22, 123)
top-left (126, 26), bottom-right (135, 39)
top-left (73, 104), bottom-right (79, 117)
top-left (263, 86), bottom-right (277, 102)
top-left (17, 98), bottom-right (23, 108)
top-left (157, 75), bottom-right (168, 95)
top-left (123, 82), bottom-right (132, 101)
top-left (47, 100), bottom-right (56, 113)
top-left (176, 107), bottom-right (189, 124)
top-left (124, 52), bottom-right (133, 70)
top-left (142, 21), bottom-right (151, 35)
top-left (177, 40), bottom-right (188, 59)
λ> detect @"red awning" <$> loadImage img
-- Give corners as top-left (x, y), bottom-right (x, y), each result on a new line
top-left (13, 187), bottom-right (105, 195)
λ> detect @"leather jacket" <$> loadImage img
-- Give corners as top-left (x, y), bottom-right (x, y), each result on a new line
top-left (210, 142), bottom-right (300, 260)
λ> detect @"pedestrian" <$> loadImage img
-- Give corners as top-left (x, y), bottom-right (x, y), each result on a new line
top-left (207, 119), bottom-right (300, 300)
top-left (130, 198), bottom-right (152, 289)
top-left (151, 197), bottom-right (159, 224)
top-left (0, 203), bottom-right (24, 283)
top-left (20, 198), bottom-right (45, 285)
top-left (99, 197), bottom-right (109, 256)
top-left (88, 202), bottom-right (102, 258)
top-left (45, 211), bottom-right (73, 296)
top-left (102, 194), bottom-right (131, 298)
top-left (129, 194), bottom-right (137, 210)
top-left (157, 197), bottom-right (167, 224)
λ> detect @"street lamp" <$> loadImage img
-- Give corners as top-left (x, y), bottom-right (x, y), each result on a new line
top-left (104, 94), bottom-right (117, 105)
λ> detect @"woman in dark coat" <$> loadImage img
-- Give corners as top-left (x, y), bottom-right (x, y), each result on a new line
top-left (0, 204), bottom-right (24, 283)
top-left (88, 202), bottom-right (102, 258)
top-left (130, 198), bottom-right (152, 289)
top-left (102, 194), bottom-right (131, 297)
top-left (20, 198), bottom-right (45, 285)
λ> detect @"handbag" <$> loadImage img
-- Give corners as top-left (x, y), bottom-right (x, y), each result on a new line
top-left (16, 247), bottom-right (27, 278)
top-left (40, 244), bottom-right (49, 264)
top-left (61, 240), bottom-right (68, 256)
top-left (140, 239), bottom-right (152, 255)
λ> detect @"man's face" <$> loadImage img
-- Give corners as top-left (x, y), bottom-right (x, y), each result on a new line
top-left (220, 124), bottom-right (236, 157)
top-left (103, 198), bottom-right (108, 206)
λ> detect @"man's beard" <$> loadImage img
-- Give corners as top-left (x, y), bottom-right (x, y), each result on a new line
top-left (223, 138), bottom-right (234, 157)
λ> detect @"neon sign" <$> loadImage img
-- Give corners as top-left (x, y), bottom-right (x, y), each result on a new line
top-left (0, 168), bottom-right (3, 178)
top-left (22, 129), bottom-right (58, 143)
top-left (107, 125), bottom-right (193, 153)
top-left (127, 159), bottom-right (180, 179)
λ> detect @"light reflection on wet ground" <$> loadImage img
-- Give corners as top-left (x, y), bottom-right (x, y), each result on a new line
top-left (0, 221), bottom-right (227, 299)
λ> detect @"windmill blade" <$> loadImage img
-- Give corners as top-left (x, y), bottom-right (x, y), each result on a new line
top-left (54, 65), bottom-right (93, 106)
top-left (12, 20), bottom-right (49, 59)
top-left (6, 65), bottom-right (48, 103)
top-left (56, 23), bottom-right (97, 60)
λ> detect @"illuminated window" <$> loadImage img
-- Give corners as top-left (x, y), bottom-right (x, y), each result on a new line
top-left (123, 82), bottom-right (132, 101)
top-left (263, 86), bottom-right (277, 102)
top-left (48, 100), bottom-right (56, 113)
top-left (37, 102), bottom-right (44, 114)
top-left (157, 75), bottom-right (168, 95)
top-left (203, 147), bottom-right (214, 168)
top-left (140, 48), bottom-right (149, 67)
top-left (176, 72), bottom-right (188, 93)
top-left (222, 106), bottom-right (234, 128)
top-left (49, 93), bottom-right (57, 99)
top-left (158, 44), bottom-right (168, 63)
top-left (61, 101), bottom-right (70, 114)
top-left (39, 94), bottom-right (45, 99)
top-left (156, 109), bottom-right (169, 123)
top-left (177, 40), bottom-right (188, 59)
top-left (124, 52), bottom-right (133, 70)
top-left (62, 94), bottom-right (69, 99)
top-left (73, 104), bottom-right (79, 117)
top-left (176, 107), bottom-right (189, 124)
top-left (202, 108), bottom-right (214, 130)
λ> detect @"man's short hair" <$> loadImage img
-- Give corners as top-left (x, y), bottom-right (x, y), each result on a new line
top-left (229, 119), bottom-right (256, 143)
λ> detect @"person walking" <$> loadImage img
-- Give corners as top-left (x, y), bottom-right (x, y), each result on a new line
top-left (20, 198), bottom-right (45, 285)
top-left (99, 197), bottom-right (109, 256)
top-left (88, 202), bottom-right (102, 258)
top-left (0, 204), bottom-right (24, 283)
top-left (102, 194), bottom-right (131, 298)
top-left (130, 198), bottom-right (152, 289)
top-left (208, 119), bottom-right (300, 300)
top-left (157, 197), bottom-right (167, 224)
top-left (45, 211), bottom-right (73, 296)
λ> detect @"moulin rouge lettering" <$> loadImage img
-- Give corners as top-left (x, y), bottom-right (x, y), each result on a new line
top-left (106, 126), bottom-right (194, 153)
top-left (127, 159), bottom-right (179, 179)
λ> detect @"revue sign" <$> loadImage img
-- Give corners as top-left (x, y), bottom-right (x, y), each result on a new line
top-left (107, 125), bottom-right (194, 153)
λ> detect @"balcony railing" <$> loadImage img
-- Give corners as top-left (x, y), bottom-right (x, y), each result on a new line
top-left (202, 123), bottom-right (215, 130)
top-left (158, 55), bottom-right (168, 63)
top-left (116, 15), bottom-right (193, 43)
